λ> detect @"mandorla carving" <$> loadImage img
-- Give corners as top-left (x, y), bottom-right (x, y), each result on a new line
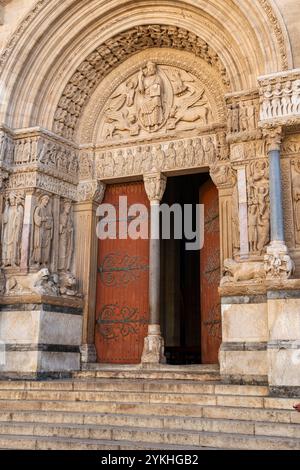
top-left (53, 25), bottom-right (229, 139)
top-left (101, 63), bottom-right (213, 141)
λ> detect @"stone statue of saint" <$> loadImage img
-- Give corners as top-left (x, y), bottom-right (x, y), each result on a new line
top-left (32, 195), bottom-right (53, 266)
top-left (1, 193), bottom-right (24, 267)
top-left (138, 61), bottom-right (164, 132)
top-left (58, 201), bottom-right (74, 272)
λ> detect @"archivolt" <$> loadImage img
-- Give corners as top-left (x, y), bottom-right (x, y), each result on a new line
top-left (0, 0), bottom-right (292, 135)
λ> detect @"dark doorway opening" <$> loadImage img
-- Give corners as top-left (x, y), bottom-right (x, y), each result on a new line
top-left (160, 172), bottom-right (221, 365)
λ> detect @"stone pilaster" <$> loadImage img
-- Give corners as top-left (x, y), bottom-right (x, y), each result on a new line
top-left (75, 180), bottom-right (106, 364)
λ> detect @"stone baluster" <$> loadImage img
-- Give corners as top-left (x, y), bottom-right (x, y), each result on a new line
top-left (141, 172), bottom-right (167, 364)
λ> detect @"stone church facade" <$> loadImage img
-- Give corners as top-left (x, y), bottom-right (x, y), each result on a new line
top-left (0, 0), bottom-right (300, 396)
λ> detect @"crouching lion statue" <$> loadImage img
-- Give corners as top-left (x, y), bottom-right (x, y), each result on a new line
top-left (6, 268), bottom-right (59, 296)
top-left (221, 259), bottom-right (266, 285)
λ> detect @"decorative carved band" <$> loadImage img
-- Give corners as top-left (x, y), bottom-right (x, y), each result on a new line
top-left (259, 70), bottom-right (300, 126)
top-left (53, 24), bottom-right (230, 140)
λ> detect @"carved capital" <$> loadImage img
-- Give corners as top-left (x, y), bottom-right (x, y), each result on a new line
top-left (143, 172), bottom-right (167, 203)
top-left (263, 126), bottom-right (283, 153)
top-left (210, 164), bottom-right (234, 189)
top-left (264, 242), bottom-right (294, 280)
top-left (77, 180), bottom-right (106, 204)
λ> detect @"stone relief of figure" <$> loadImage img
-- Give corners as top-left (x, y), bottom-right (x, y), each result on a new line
top-left (194, 138), bottom-right (205, 165)
top-left (176, 141), bottom-right (185, 167)
top-left (138, 61), bottom-right (164, 132)
top-left (153, 145), bottom-right (165, 171)
top-left (58, 201), bottom-right (74, 272)
top-left (246, 101), bottom-right (257, 130)
top-left (165, 142), bottom-right (176, 169)
top-left (186, 139), bottom-right (195, 166)
top-left (1, 193), bottom-right (24, 267)
top-left (272, 82), bottom-right (283, 117)
top-left (232, 104), bottom-right (240, 133)
top-left (292, 160), bottom-right (300, 245)
top-left (32, 195), bottom-right (54, 266)
top-left (239, 102), bottom-right (248, 132)
top-left (248, 204), bottom-right (258, 253)
top-left (282, 81), bottom-right (293, 115)
top-left (232, 176), bottom-right (240, 255)
top-left (204, 136), bottom-right (216, 164)
top-left (248, 160), bottom-right (270, 255)
top-left (292, 79), bottom-right (300, 114)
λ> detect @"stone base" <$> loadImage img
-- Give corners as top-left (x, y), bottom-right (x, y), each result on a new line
top-left (141, 325), bottom-right (166, 365)
top-left (0, 295), bottom-right (83, 378)
top-left (80, 343), bottom-right (97, 364)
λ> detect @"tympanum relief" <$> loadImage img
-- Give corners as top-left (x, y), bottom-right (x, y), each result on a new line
top-left (100, 63), bottom-right (214, 142)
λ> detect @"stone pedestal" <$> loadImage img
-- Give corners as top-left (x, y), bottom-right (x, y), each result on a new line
top-left (0, 295), bottom-right (83, 379)
top-left (141, 324), bottom-right (166, 365)
top-left (219, 284), bottom-right (268, 384)
top-left (267, 283), bottom-right (300, 395)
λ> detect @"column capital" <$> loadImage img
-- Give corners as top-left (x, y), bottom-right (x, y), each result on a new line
top-left (143, 172), bottom-right (167, 203)
top-left (262, 126), bottom-right (283, 153)
top-left (77, 180), bottom-right (106, 204)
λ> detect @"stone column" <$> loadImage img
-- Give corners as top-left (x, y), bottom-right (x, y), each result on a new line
top-left (141, 172), bottom-right (167, 365)
top-left (74, 180), bottom-right (106, 364)
top-left (20, 190), bottom-right (36, 271)
top-left (263, 127), bottom-right (294, 279)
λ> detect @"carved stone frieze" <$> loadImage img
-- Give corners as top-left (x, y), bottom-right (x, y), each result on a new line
top-left (259, 71), bottom-right (300, 125)
top-left (226, 92), bottom-right (260, 142)
top-left (230, 140), bottom-right (266, 163)
top-left (95, 134), bottom-right (218, 179)
top-left (8, 172), bottom-right (77, 200)
top-left (221, 258), bottom-right (266, 285)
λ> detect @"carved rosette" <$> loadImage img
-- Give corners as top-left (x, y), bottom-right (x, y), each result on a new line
top-left (143, 173), bottom-right (167, 203)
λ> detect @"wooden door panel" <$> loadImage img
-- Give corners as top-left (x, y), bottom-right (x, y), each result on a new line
top-left (95, 182), bottom-right (150, 364)
top-left (200, 179), bottom-right (222, 364)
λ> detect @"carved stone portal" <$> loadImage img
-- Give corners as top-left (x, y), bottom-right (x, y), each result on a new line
top-left (99, 62), bottom-right (213, 142)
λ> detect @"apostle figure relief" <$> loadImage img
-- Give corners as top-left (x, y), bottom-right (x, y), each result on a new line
top-left (1, 193), bottom-right (24, 268)
top-left (32, 195), bottom-right (54, 266)
top-left (101, 62), bottom-right (213, 141)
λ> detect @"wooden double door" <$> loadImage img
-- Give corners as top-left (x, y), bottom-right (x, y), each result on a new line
top-left (95, 178), bottom-right (221, 364)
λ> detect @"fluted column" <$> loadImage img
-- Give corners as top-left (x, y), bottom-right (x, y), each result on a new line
top-left (141, 172), bottom-right (167, 364)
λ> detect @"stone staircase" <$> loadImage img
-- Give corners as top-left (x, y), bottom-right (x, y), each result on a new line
top-left (0, 365), bottom-right (299, 450)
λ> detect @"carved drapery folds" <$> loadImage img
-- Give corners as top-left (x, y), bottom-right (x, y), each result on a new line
top-left (95, 135), bottom-right (218, 179)
top-left (53, 25), bottom-right (229, 140)
top-left (143, 173), bottom-right (167, 203)
top-left (1, 192), bottom-right (24, 267)
top-left (226, 93), bottom-right (260, 142)
top-left (99, 62), bottom-right (215, 142)
top-left (0, 127), bottom-right (80, 298)
top-left (247, 160), bottom-right (270, 255)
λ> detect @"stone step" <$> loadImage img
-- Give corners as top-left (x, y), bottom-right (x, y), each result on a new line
top-left (0, 380), bottom-right (269, 396)
top-left (0, 389), bottom-right (295, 409)
top-left (0, 423), bottom-right (299, 450)
top-left (0, 434), bottom-right (205, 451)
top-left (1, 411), bottom-right (300, 438)
top-left (74, 368), bottom-right (220, 382)
top-left (0, 399), bottom-right (299, 422)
